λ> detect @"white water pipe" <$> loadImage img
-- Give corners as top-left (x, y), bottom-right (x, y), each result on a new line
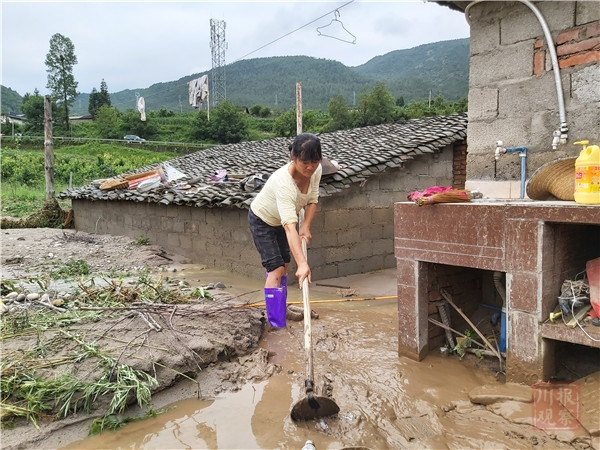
top-left (464, 0), bottom-right (569, 148)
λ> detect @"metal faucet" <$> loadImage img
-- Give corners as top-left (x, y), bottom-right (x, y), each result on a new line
top-left (495, 141), bottom-right (506, 160)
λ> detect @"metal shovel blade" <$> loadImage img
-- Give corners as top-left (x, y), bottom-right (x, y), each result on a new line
top-left (290, 393), bottom-right (340, 421)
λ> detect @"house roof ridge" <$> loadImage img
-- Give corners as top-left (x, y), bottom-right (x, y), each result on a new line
top-left (59, 113), bottom-right (467, 208)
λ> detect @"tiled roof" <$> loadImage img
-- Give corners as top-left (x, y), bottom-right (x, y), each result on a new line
top-left (59, 113), bottom-right (467, 209)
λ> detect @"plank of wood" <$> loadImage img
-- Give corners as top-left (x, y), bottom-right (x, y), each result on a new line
top-left (566, 305), bottom-right (592, 328)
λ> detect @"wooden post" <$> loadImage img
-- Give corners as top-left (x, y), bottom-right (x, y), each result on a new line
top-left (296, 82), bottom-right (302, 135)
top-left (44, 95), bottom-right (55, 201)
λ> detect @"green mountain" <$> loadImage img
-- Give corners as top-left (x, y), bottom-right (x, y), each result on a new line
top-left (4, 38), bottom-right (469, 116)
top-left (1, 86), bottom-right (24, 115)
top-left (354, 38), bottom-right (469, 102)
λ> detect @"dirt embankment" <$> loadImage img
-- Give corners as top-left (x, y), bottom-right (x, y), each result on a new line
top-left (0, 228), bottom-right (272, 450)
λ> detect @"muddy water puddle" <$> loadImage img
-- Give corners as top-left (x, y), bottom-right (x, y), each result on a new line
top-left (63, 268), bottom-right (572, 450)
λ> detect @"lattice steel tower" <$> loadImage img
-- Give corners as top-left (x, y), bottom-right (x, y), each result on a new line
top-left (210, 19), bottom-right (227, 108)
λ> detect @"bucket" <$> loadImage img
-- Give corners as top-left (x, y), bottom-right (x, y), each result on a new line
top-left (482, 304), bottom-right (506, 352)
top-left (574, 141), bottom-right (600, 205)
top-left (499, 310), bottom-right (506, 353)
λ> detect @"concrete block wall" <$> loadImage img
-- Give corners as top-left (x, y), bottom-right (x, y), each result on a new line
top-left (465, 1), bottom-right (600, 184)
top-left (71, 144), bottom-right (457, 282)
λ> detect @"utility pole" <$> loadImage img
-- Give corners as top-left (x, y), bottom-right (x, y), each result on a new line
top-left (296, 82), bottom-right (302, 135)
top-left (210, 19), bottom-right (227, 108)
top-left (44, 95), bottom-right (55, 201)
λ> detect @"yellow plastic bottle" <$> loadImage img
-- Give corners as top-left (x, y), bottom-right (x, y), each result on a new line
top-left (574, 140), bottom-right (600, 205)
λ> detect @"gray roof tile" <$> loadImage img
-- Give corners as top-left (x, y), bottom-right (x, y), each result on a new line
top-left (59, 113), bottom-right (467, 208)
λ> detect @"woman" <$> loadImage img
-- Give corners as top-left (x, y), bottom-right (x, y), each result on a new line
top-left (248, 133), bottom-right (323, 328)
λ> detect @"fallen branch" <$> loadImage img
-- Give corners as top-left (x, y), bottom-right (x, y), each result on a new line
top-left (428, 317), bottom-right (487, 350)
top-left (440, 288), bottom-right (503, 363)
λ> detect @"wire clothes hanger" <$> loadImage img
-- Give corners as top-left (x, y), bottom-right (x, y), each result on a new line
top-left (316, 9), bottom-right (356, 44)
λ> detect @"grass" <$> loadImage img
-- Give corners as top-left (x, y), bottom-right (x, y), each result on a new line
top-left (49, 259), bottom-right (90, 279)
top-left (1, 142), bottom-right (179, 219)
top-left (1, 183), bottom-right (73, 218)
top-left (0, 271), bottom-right (203, 432)
top-left (133, 234), bottom-right (150, 246)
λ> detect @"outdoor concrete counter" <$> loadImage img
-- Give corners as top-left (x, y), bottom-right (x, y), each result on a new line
top-left (393, 201), bottom-right (600, 383)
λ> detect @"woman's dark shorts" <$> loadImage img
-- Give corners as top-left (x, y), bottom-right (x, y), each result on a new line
top-left (248, 209), bottom-right (291, 272)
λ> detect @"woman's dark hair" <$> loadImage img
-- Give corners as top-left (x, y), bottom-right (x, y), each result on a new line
top-left (289, 133), bottom-right (322, 162)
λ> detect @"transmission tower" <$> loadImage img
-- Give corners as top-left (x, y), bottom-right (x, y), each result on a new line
top-left (210, 19), bottom-right (227, 108)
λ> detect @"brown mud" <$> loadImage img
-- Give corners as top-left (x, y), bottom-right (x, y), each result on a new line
top-left (1, 228), bottom-right (598, 449)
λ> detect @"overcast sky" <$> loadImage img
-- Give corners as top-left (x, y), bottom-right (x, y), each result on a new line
top-left (1, 1), bottom-right (470, 97)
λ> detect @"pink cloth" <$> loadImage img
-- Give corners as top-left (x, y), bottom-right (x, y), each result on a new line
top-left (407, 186), bottom-right (453, 202)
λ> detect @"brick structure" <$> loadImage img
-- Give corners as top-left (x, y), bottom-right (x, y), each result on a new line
top-left (394, 201), bottom-right (600, 383)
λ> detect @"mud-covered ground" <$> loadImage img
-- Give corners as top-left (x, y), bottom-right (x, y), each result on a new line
top-left (1, 228), bottom-right (598, 450)
top-left (0, 228), bottom-right (272, 450)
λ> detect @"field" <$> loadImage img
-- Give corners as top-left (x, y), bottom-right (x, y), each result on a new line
top-left (1, 142), bottom-right (179, 218)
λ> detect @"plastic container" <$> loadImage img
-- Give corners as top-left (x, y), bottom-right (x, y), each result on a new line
top-left (499, 309), bottom-right (506, 353)
top-left (302, 440), bottom-right (316, 450)
top-left (587, 257), bottom-right (600, 319)
top-left (481, 304), bottom-right (506, 352)
top-left (574, 140), bottom-right (600, 205)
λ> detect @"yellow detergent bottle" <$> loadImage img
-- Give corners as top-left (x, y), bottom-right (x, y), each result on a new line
top-left (574, 140), bottom-right (600, 205)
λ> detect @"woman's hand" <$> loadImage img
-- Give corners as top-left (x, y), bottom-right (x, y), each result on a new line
top-left (295, 261), bottom-right (312, 287)
top-left (298, 227), bottom-right (312, 246)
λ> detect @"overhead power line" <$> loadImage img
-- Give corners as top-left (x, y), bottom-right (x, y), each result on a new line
top-left (231, 0), bottom-right (356, 64)
top-left (96, 0), bottom-right (357, 112)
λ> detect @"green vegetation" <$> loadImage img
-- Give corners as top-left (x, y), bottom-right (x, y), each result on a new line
top-left (0, 85), bottom-right (22, 114)
top-left (0, 272), bottom-right (213, 433)
top-left (49, 259), bottom-right (90, 279)
top-left (2, 77), bottom-right (466, 221)
top-left (45, 33), bottom-right (79, 135)
top-left (4, 39), bottom-right (468, 116)
top-left (88, 79), bottom-right (111, 119)
top-left (134, 235), bottom-right (150, 246)
top-left (0, 143), bottom-right (179, 218)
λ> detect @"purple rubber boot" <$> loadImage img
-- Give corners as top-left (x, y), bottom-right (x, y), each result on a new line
top-left (280, 275), bottom-right (288, 301)
top-left (265, 287), bottom-right (286, 328)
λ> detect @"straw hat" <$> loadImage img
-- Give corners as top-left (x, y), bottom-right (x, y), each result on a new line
top-left (526, 157), bottom-right (576, 201)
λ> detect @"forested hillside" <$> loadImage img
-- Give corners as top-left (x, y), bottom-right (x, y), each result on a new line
top-left (3, 38), bottom-right (469, 116)
top-left (354, 38), bottom-right (469, 102)
top-left (1, 86), bottom-right (23, 115)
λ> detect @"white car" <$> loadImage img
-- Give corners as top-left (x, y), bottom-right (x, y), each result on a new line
top-left (124, 134), bottom-right (146, 143)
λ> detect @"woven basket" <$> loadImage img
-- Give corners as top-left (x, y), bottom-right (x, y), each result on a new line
top-left (526, 157), bottom-right (576, 201)
top-left (100, 178), bottom-right (128, 191)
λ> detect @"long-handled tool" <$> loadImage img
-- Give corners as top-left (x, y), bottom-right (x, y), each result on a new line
top-left (291, 238), bottom-right (340, 421)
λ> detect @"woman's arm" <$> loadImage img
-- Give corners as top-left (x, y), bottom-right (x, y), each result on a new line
top-left (298, 202), bottom-right (317, 243)
top-left (284, 222), bottom-right (311, 286)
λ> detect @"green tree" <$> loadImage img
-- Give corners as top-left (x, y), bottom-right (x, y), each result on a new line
top-left (120, 109), bottom-right (158, 140)
top-left (327, 95), bottom-right (351, 131)
top-left (88, 79), bottom-right (111, 118)
top-left (272, 108), bottom-right (296, 137)
top-left (88, 87), bottom-right (101, 118)
top-left (249, 104), bottom-right (271, 118)
top-left (363, 82), bottom-right (395, 126)
top-left (157, 108), bottom-right (175, 117)
top-left (211, 101), bottom-right (248, 144)
top-left (189, 110), bottom-right (211, 141)
top-left (95, 106), bottom-right (121, 139)
top-left (45, 33), bottom-right (79, 134)
top-left (20, 90), bottom-right (46, 135)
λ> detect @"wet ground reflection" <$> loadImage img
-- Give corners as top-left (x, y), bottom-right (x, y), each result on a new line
top-left (63, 268), bottom-right (574, 450)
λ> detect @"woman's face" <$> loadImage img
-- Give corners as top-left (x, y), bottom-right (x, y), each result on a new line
top-left (293, 158), bottom-right (320, 178)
